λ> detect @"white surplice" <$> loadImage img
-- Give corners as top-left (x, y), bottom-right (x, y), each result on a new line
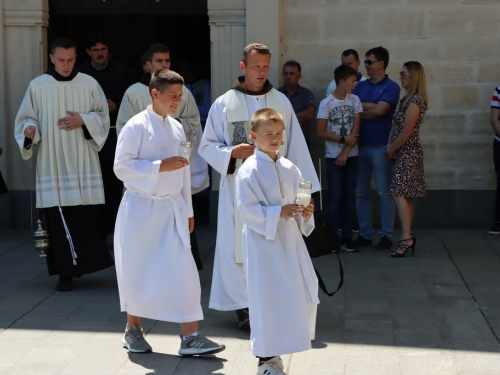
top-left (199, 89), bottom-right (320, 311)
top-left (116, 82), bottom-right (209, 193)
top-left (236, 150), bottom-right (319, 357)
top-left (113, 106), bottom-right (203, 322)
top-left (14, 73), bottom-right (109, 208)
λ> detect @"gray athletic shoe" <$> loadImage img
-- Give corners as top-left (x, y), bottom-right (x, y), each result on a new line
top-left (257, 356), bottom-right (287, 374)
top-left (122, 324), bottom-right (152, 353)
top-left (178, 330), bottom-right (226, 356)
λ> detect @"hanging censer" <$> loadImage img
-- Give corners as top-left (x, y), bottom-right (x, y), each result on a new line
top-left (29, 140), bottom-right (50, 258)
top-left (33, 219), bottom-right (49, 257)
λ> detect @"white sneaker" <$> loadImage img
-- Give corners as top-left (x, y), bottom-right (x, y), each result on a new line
top-left (257, 356), bottom-right (286, 375)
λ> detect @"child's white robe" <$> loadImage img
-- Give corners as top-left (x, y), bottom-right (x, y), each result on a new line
top-left (236, 150), bottom-right (319, 357)
top-left (113, 106), bottom-right (203, 322)
top-left (199, 90), bottom-right (320, 311)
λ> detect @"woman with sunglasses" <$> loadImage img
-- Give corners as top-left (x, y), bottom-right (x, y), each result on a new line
top-left (383, 61), bottom-right (428, 257)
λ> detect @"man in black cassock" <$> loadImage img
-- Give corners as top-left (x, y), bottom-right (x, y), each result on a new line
top-left (77, 32), bottom-right (134, 234)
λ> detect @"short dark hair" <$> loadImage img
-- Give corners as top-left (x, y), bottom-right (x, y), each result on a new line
top-left (149, 69), bottom-right (184, 96)
top-left (242, 43), bottom-right (271, 65)
top-left (50, 37), bottom-right (77, 55)
top-left (341, 49), bottom-right (359, 61)
top-left (145, 43), bottom-right (170, 63)
top-left (283, 60), bottom-right (301, 73)
top-left (86, 32), bottom-right (108, 50)
top-left (365, 46), bottom-right (390, 69)
top-left (334, 64), bottom-right (357, 85)
top-left (140, 53), bottom-right (148, 66)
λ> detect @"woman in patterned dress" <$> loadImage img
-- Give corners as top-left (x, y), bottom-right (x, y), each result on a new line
top-left (383, 61), bottom-right (428, 257)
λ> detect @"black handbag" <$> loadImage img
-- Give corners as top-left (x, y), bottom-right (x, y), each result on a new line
top-left (303, 160), bottom-right (344, 297)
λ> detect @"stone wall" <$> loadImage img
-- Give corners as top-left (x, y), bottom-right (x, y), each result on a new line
top-left (281, 0), bottom-right (500, 190)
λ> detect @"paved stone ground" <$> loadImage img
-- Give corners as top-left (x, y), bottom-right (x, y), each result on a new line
top-left (1, 226), bottom-right (500, 375)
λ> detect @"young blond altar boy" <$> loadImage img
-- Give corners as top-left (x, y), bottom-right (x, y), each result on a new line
top-left (113, 69), bottom-right (225, 356)
top-left (235, 108), bottom-right (319, 375)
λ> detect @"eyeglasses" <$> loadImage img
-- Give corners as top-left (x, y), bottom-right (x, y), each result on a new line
top-left (89, 47), bottom-right (108, 54)
top-left (399, 71), bottom-right (410, 78)
top-left (364, 59), bottom-right (380, 65)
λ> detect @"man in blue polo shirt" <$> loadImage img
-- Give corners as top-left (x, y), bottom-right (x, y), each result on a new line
top-left (352, 46), bottom-right (400, 251)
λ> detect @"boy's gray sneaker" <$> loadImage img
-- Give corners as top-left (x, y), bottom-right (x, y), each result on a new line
top-left (257, 356), bottom-right (286, 374)
top-left (122, 324), bottom-right (152, 353)
top-left (178, 330), bottom-right (226, 356)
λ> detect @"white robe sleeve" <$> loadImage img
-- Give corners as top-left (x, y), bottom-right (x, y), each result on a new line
top-left (236, 173), bottom-right (282, 240)
top-left (183, 162), bottom-right (194, 218)
top-left (296, 214), bottom-right (315, 237)
top-left (116, 89), bottom-right (136, 136)
top-left (282, 98), bottom-right (321, 193)
top-left (14, 85), bottom-right (41, 160)
top-left (174, 87), bottom-right (201, 143)
top-left (198, 96), bottom-right (233, 177)
top-left (114, 124), bottom-right (161, 194)
top-left (79, 82), bottom-right (110, 151)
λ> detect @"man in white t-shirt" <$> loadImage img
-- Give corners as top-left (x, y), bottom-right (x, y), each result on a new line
top-left (325, 49), bottom-right (367, 97)
top-left (317, 65), bottom-right (363, 252)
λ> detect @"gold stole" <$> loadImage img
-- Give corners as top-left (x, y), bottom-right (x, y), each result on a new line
top-left (226, 88), bottom-right (287, 263)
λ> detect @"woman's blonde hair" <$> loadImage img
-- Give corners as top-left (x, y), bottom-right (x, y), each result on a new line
top-left (402, 61), bottom-right (428, 110)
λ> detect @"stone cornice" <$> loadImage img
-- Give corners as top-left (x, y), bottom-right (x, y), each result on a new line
top-left (3, 10), bottom-right (49, 27)
top-left (208, 9), bottom-right (245, 25)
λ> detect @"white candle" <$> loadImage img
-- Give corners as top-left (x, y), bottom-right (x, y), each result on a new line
top-left (178, 141), bottom-right (192, 160)
top-left (295, 193), bottom-right (311, 207)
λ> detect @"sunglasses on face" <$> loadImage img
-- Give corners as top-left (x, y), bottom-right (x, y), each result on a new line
top-left (399, 71), bottom-right (410, 78)
top-left (364, 59), bottom-right (380, 65)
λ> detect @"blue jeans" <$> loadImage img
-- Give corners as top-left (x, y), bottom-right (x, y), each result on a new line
top-left (326, 156), bottom-right (358, 240)
top-left (356, 144), bottom-right (395, 239)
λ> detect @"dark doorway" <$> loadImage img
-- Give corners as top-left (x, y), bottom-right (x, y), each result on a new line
top-left (48, 1), bottom-right (210, 82)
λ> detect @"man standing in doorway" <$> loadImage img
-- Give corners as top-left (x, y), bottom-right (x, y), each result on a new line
top-left (199, 43), bottom-right (320, 328)
top-left (352, 46), bottom-right (400, 250)
top-left (15, 37), bottom-right (114, 292)
top-left (116, 43), bottom-right (208, 270)
top-left (325, 49), bottom-right (367, 97)
top-left (77, 32), bottom-right (133, 235)
top-left (278, 60), bottom-right (315, 145)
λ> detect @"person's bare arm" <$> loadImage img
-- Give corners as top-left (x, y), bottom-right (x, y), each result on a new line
top-left (387, 102), bottom-right (419, 154)
top-left (296, 106), bottom-right (315, 126)
top-left (491, 108), bottom-right (500, 136)
top-left (360, 101), bottom-right (392, 120)
top-left (316, 118), bottom-right (357, 145)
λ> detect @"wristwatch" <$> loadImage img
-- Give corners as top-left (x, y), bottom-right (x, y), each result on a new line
top-left (340, 135), bottom-right (345, 144)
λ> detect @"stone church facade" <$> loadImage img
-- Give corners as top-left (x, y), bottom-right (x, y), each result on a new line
top-left (1, 0), bottom-right (499, 227)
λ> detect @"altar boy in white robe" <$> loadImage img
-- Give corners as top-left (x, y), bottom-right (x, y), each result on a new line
top-left (15, 37), bottom-right (114, 292)
top-left (113, 69), bottom-right (225, 356)
top-left (199, 43), bottom-right (320, 328)
top-left (236, 109), bottom-right (319, 375)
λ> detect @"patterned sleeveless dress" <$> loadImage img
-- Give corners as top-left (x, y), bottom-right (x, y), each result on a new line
top-left (389, 95), bottom-right (426, 197)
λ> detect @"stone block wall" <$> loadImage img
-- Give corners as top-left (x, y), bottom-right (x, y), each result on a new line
top-left (281, 0), bottom-right (500, 190)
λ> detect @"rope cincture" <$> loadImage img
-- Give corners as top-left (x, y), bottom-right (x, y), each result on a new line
top-left (58, 206), bottom-right (78, 265)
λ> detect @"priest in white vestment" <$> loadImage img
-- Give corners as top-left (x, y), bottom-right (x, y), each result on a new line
top-left (116, 43), bottom-right (208, 270)
top-left (113, 69), bottom-right (225, 356)
top-left (14, 37), bottom-right (114, 292)
top-left (198, 43), bottom-right (320, 327)
top-left (236, 108), bottom-right (318, 374)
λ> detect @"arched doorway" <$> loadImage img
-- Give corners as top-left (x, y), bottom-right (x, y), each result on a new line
top-left (48, 0), bottom-right (210, 82)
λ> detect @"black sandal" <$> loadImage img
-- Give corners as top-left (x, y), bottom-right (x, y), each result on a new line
top-left (390, 238), bottom-right (415, 258)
